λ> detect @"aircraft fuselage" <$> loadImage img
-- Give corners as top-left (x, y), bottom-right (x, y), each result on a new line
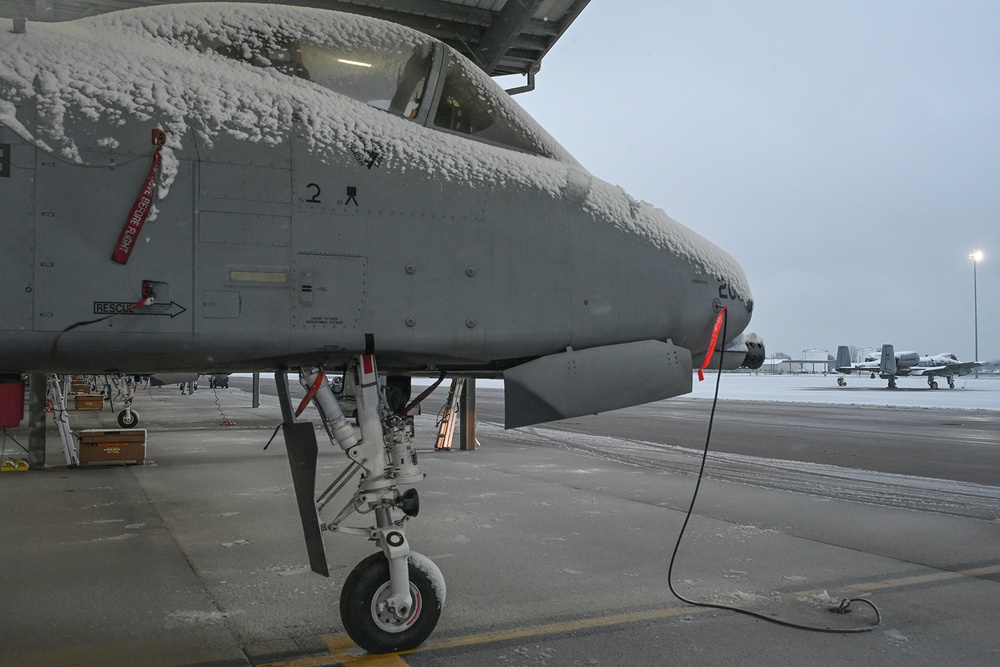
top-left (0, 6), bottom-right (756, 378)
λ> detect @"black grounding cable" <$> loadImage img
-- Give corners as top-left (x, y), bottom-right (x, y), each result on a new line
top-left (666, 309), bottom-right (881, 633)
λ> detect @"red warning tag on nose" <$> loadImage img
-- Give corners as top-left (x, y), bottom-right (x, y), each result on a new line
top-left (698, 307), bottom-right (728, 381)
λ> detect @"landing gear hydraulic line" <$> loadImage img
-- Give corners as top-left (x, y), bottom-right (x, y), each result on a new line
top-left (275, 355), bottom-right (444, 654)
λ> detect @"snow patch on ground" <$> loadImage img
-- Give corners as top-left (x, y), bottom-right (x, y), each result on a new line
top-left (689, 373), bottom-right (1000, 411)
top-left (165, 609), bottom-right (241, 627)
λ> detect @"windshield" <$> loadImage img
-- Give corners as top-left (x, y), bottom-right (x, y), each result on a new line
top-left (428, 50), bottom-right (577, 163)
top-left (187, 16), bottom-right (575, 163)
top-left (433, 57), bottom-right (541, 155)
top-left (193, 29), bottom-right (434, 122)
top-left (298, 41), bottom-right (432, 118)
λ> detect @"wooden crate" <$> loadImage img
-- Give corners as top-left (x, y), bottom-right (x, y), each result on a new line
top-left (78, 429), bottom-right (146, 466)
top-left (74, 394), bottom-right (104, 410)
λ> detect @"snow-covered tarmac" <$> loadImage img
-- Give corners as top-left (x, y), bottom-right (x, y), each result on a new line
top-left (688, 372), bottom-right (1000, 411)
top-left (408, 372), bottom-right (1000, 411)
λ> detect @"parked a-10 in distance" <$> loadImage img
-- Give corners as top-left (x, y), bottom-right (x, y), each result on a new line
top-left (0, 4), bottom-right (764, 653)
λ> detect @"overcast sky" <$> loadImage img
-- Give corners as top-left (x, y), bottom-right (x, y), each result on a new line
top-left (504, 0), bottom-right (999, 362)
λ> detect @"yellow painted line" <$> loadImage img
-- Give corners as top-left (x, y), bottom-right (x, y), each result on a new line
top-left (296, 608), bottom-right (709, 666)
top-left (415, 606), bottom-right (705, 652)
top-left (261, 562), bottom-right (1000, 666)
top-left (341, 654), bottom-right (408, 666)
top-left (848, 563), bottom-right (1000, 593)
top-left (258, 653), bottom-right (344, 667)
top-left (962, 564), bottom-right (1000, 578)
top-left (320, 634), bottom-right (407, 666)
top-left (259, 633), bottom-right (412, 667)
top-left (320, 633), bottom-right (356, 654)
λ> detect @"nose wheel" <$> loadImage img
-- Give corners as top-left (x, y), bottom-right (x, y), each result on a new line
top-left (340, 552), bottom-right (444, 653)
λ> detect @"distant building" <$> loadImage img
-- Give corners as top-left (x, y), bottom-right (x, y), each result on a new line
top-left (799, 349), bottom-right (831, 374)
top-left (759, 350), bottom-right (832, 374)
top-left (760, 358), bottom-right (785, 374)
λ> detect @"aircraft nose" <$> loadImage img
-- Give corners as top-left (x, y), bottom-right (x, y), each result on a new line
top-left (731, 296), bottom-right (753, 332)
top-left (709, 297), bottom-right (752, 352)
top-left (709, 273), bottom-right (753, 339)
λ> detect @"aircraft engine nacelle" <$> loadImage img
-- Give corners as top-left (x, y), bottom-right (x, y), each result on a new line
top-left (895, 352), bottom-right (920, 368)
top-left (713, 333), bottom-right (766, 371)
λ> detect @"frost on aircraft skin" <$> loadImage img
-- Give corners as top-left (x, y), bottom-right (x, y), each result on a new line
top-left (0, 3), bottom-right (751, 304)
top-left (584, 179), bottom-right (752, 303)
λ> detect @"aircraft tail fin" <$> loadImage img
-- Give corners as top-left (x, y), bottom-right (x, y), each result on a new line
top-left (880, 344), bottom-right (896, 376)
top-left (836, 345), bottom-right (851, 370)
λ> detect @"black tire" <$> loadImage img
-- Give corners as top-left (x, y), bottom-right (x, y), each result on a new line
top-left (340, 552), bottom-right (442, 654)
top-left (117, 410), bottom-right (139, 428)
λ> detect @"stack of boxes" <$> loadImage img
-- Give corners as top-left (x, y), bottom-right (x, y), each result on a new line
top-left (78, 429), bottom-right (146, 466)
top-left (71, 377), bottom-right (104, 411)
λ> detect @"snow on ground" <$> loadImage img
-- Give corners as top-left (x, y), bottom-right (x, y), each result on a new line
top-left (689, 373), bottom-right (1000, 411)
top-left (411, 372), bottom-right (999, 411)
top-left (239, 371), bottom-right (999, 412)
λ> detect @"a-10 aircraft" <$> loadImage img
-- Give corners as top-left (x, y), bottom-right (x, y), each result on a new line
top-left (0, 4), bottom-right (764, 653)
top-left (835, 345), bottom-right (980, 389)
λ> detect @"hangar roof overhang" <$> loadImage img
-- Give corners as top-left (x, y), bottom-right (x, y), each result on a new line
top-left (0, 0), bottom-right (591, 87)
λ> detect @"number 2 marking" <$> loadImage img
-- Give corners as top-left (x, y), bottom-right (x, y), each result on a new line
top-left (305, 183), bottom-right (321, 203)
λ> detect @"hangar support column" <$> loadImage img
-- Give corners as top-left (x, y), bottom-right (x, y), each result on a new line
top-left (27, 373), bottom-right (47, 469)
top-left (459, 379), bottom-right (478, 450)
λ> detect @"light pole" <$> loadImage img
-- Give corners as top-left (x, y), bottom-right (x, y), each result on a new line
top-left (969, 250), bottom-right (983, 376)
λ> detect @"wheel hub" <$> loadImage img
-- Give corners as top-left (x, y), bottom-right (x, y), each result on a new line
top-left (371, 581), bottom-right (422, 632)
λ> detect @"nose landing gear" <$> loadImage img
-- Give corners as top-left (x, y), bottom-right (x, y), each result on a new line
top-left (275, 355), bottom-right (444, 654)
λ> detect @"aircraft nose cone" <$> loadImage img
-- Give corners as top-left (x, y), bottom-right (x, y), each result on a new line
top-left (734, 296), bottom-right (753, 330)
top-left (710, 273), bottom-right (753, 339)
top-left (715, 297), bottom-right (752, 344)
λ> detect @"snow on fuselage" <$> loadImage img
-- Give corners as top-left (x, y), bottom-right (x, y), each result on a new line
top-left (0, 4), bottom-right (755, 374)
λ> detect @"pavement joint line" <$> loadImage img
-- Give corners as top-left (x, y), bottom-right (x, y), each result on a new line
top-left (259, 562), bottom-right (1000, 666)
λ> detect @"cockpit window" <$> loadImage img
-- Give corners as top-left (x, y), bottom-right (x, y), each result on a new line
top-left (433, 57), bottom-right (544, 156)
top-left (185, 21), bottom-right (576, 164)
top-left (298, 42), bottom-right (432, 117)
top-left (194, 33), bottom-right (433, 120)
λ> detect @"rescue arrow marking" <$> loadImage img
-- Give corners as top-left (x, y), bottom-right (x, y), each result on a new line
top-left (93, 301), bottom-right (187, 318)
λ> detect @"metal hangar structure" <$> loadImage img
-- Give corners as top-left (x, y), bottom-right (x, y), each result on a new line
top-left (0, 0), bottom-right (591, 89)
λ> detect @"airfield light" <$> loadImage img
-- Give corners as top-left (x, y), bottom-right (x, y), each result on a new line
top-left (969, 251), bottom-right (984, 375)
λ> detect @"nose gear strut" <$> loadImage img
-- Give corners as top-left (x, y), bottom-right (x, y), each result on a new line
top-left (274, 355), bottom-right (443, 653)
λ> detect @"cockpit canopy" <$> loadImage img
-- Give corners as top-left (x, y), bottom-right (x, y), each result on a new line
top-left (182, 15), bottom-right (574, 163)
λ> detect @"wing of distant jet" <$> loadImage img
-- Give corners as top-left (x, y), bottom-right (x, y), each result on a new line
top-left (907, 361), bottom-right (980, 377)
top-left (0, 4), bottom-right (763, 653)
